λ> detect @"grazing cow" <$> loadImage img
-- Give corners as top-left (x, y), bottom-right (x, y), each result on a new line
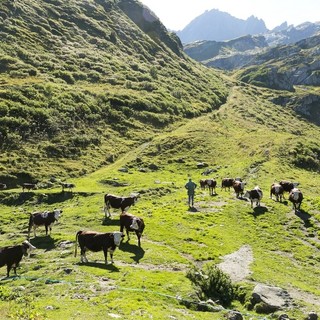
top-left (244, 186), bottom-right (263, 208)
top-left (104, 193), bottom-right (139, 218)
top-left (120, 212), bottom-right (145, 247)
top-left (22, 183), bottom-right (37, 192)
top-left (221, 178), bottom-right (235, 191)
top-left (270, 183), bottom-right (284, 202)
top-left (28, 209), bottom-right (62, 239)
top-left (61, 182), bottom-right (75, 192)
top-left (288, 188), bottom-right (303, 211)
top-left (74, 230), bottom-right (123, 264)
top-left (0, 183), bottom-right (7, 190)
top-left (0, 240), bottom-right (36, 277)
top-left (233, 180), bottom-right (245, 198)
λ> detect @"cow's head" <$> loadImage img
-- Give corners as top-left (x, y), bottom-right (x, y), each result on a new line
top-left (130, 218), bottom-right (140, 230)
top-left (22, 240), bottom-right (36, 257)
top-left (113, 232), bottom-right (123, 246)
top-left (53, 209), bottom-right (62, 220)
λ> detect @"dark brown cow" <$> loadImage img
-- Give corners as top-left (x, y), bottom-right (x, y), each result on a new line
top-left (200, 179), bottom-right (207, 190)
top-left (221, 178), bottom-right (235, 191)
top-left (244, 186), bottom-right (263, 208)
top-left (233, 180), bottom-right (245, 198)
top-left (0, 183), bottom-right (7, 190)
top-left (61, 182), bottom-right (75, 192)
top-left (288, 188), bottom-right (303, 211)
top-left (0, 240), bottom-right (36, 277)
top-left (205, 179), bottom-right (217, 195)
top-left (22, 183), bottom-right (37, 192)
top-left (279, 181), bottom-right (299, 199)
top-left (120, 212), bottom-right (145, 247)
top-left (74, 231), bottom-right (123, 264)
top-left (104, 194), bottom-right (139, 218)
top-left (270, 183), bottom-right (284, 202)
top-left (28, 209), bottom-right (62, 239)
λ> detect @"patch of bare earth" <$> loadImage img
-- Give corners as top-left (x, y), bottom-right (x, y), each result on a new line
top-left (217, 245), bottom-right (253, 282)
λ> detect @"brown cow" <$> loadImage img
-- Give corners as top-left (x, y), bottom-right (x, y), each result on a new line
top-left (120, 212), bottom-right (145, 247)
top-left (22, 183), bottom-right (37, 192)
top-left (0, 240), bottom-right (36, 277)
top-left (75, 231), bottom-right (123, 264)
top-left (205, 179), bottom-right (217, 196)
top-left (279, 180), bottom-right (299, 199)
top-left (221, 178), bottom-right (235, 191)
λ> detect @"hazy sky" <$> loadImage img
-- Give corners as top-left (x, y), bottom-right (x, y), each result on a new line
top-left (139, 0), bottom-right (320, 31)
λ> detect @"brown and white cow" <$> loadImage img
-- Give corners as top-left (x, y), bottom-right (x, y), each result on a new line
top-left (233, 180), bottom-right (246, 198)
top-left (221, 178), bottom-right (235, 191)
top-left (104, 194), bottom-right (139, 218)
top-left (244, 186), bottom-right (263, 208)
top-left (22, 183), bottom-right (37, 192)
top-left (120, 212), bottom-right (145, 247)
top-left (28, 209), bottom-right (62, 239)
top-left (0, 240), bottom-right (36, 277)
top-left (270, 183), bottom-right (284, 202)
top-left (74, 231), bottom-right (123, 264)
top-left (288, 188), bottom-right (303, 211)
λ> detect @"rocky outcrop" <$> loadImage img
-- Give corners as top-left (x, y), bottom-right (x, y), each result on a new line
top-left (249, 284), bottom-right (293, 313)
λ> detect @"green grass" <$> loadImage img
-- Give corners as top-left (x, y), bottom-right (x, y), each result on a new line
top-left (1, 84), bottom-right (320, 319)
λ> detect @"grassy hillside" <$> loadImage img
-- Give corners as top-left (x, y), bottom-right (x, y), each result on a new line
top-left (1, 83), bottom-right (320, 319)
top-left (0, 0), bottom-right (227, 186)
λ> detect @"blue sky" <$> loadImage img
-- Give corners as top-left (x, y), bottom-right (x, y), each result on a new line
top-left (140, 0), bottom-right (320, 31)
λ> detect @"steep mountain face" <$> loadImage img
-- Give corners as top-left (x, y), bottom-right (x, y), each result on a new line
top-left (0, 0), bottom-right (227, 185)
top-left (236, 34), bottom-right (320, 90)
top-left (184, 35), bottom-right (268, 67)
top-left (176, 9), bottom-right (267, 43)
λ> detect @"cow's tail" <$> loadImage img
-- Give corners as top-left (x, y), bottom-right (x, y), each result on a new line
top-left (75, 231), bottom-right (82, 257)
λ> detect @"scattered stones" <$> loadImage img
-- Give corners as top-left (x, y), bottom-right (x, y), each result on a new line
top-left (224, 310), bottom-right (243, 319)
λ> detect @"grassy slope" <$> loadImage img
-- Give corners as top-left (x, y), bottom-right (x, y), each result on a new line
top-left (0, 0), bottom-right (227, 184)
top-left (0, 83), bottom-right (320, 319)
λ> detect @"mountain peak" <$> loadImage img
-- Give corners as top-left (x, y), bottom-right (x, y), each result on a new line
top-left (177, 9), bottom-right (268, 43)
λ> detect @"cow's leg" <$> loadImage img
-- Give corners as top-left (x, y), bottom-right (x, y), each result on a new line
top-left (80, 248), bottom-right (88, 263)
top-left (136, 232), bottom-right (141, 247)
top-left (126, 228), bottom-right (130, 241)
top-left (33, 226), bottom-right (37, 237)
top-left (6, 264), bottom-right (11, 277)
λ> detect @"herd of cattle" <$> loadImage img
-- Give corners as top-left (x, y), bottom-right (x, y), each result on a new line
top-left (0, 191), bottom-right (143, 278)
top-left (200, 178), bottom-right (303, 211)
top-left (0, 177), bottom-right (303, 278)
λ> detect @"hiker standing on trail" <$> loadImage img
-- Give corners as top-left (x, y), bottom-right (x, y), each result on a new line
top-left (185, 178), bottom-right (197, 207)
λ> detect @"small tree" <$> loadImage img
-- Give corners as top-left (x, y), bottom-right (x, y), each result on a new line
top-left (186, 263), bottom-right (236, 307)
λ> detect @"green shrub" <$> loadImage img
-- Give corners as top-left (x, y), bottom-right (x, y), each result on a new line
top-left (186, 263), bottom-right (237, 307)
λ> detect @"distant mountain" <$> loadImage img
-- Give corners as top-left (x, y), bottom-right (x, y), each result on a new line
top-left (176, 9), bottom-right (268, 43)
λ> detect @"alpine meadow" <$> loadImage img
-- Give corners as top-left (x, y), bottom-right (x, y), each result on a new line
top-left (0, 0), bottom-right (320, 319)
